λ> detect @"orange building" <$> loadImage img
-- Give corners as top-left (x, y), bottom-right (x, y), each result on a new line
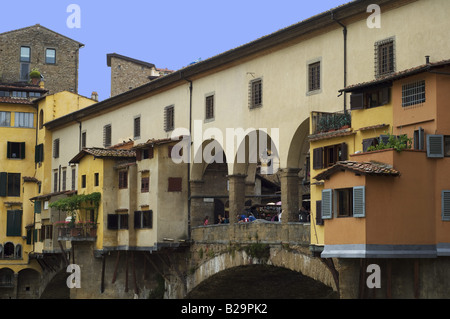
top-left (314, 59), bottom-right (450, 258)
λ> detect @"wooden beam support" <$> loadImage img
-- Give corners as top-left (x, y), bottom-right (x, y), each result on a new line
top-left (101, 254), bottom-right (106, 293)
top-left (58, 240), bottom-right (69, 266)
top-left (111, 251), bottom-right (120, 284)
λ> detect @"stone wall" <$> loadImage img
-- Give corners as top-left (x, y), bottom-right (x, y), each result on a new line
top-left (0, 25), bottom-right (81, 94)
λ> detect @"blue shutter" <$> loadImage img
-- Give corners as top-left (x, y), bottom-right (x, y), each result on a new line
top-left (442, 191), bottom-right (450, 221)
top-left (321, 189), bottom-right (333, 219)
top-left (427, 135), bottom-right (444, 158)
top-left (353, 186), bottom-right (366, 218)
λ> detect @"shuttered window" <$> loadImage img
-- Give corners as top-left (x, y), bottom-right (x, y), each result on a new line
top-left (103, 124), bottom-right (112, 148)
top-left (442, 191), bottom-right (450, 221)
top-left (315, 200), bottom-right (324, 226)
top-left (353, 186), bottom-right (366, 218)
top-left (119, 171), bottom-right (128, 189)
top-left (107, 214), bottom-right (128, 230)
top-left (164, 105), bottom-right (174, 132)
top-left (134, 116), bottom-right (141, 139)
top-left (321, 189), bottom-right (333, 220)
top-left (313, 147), bottom-right (323, 170)
top-left (427, 135), bottom-right (444, 158)
top-left (414, 128), bottom-right (425, 151)
top-left (35, 143), bottom-right (44, 163)
top-left (53, 139), bottom-right (60, 158)
top-left (7, 142), bottom-right (25, 159)
top-left (350, 93), bottom-right (364, 110)
top-left (134, 210), bottom-right (153, 229)
top-left (34, 201), bottom-right (42, 214)
top-left (0, 173), bottom-right (20, 197)
top-left (7, 210), bottom-right (22, 237)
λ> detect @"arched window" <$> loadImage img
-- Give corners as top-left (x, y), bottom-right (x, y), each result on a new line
top-left (4, 242), bottom-right (14, 258)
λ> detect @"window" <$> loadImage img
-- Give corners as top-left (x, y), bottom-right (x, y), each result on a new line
top-left (107, 214), bottom-right (128, 230)
top-left (20, 47), bottom-right (30, 62)
top-left (12, 91), bottom-right (27, 98)
top-left (71, 168), bottom-right (76, 191)
top-left (6, 210), bottom-right (22, 237)
top-left (249, 78), bottom-right (262, 109)
top-left (62, 169), bottom-right (67, 191)
top-left (375, 38), bottom-right (395, 77)
top-left (315, 200), bottom-right (324, 226)
top-left (308, 62), bottom-right (321, 92)
top-left (134, 116), bottom-right (141, 139)
top-left (321, 186), bottom-right (365, 220)
top-left (336, 188), bottom-right (353, 217)
top-left (414, 128), bottom-right (425, 151)
top-left (362, 138), bottom-right (379, 152)
top-left (54, 170), bottom-right (58, 192)
top-left (134, 210), bottom-right (153, 229)
top-left (94, 173), bottom-right (99, 187)
top-left (313, 143), bottom-right (348, 170)
top-left (0, 112), bottom-right (11, 127)
top-left (103, 124), bottom-right (112, 148)
top-left (119, 171), bottom-right (128, 189)
top-left (35, 144), bottom-right (44, 163)
top-left (81, 175), bottom-right (86, 189)
top-left (20, 63), bottom-right (30, 81)
top-left (402, 80), bottom-right (425, 107)
top-left (45, 48), bottom-right (56, 64)
top-left (205, 94), bottom-right (214, 120)
top-left (14, 112), bottom-right (34, 128)
top-left (168, 177), bottom-right (182, 192)
top-left (34, 201), bottom-right (41, 214)
top-left (350, 87), bottom-right (390, 110)
top-left (7, 142), bottom-right (25, 159)
top-left (0, 173), bottom-right (20, 197)
top-left (53, 139), bottom-right (60, 158)
top-left (141, 176), bottom-right (149, 193)
top-left (164, 106), bottom-right (174, 132)
top-left (81, 131), bottom-right (87, 148)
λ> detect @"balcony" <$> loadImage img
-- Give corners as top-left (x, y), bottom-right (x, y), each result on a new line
top-left (55, 221), bottom-right (97, 241)
top-left (311, 111), bottom-right (351, 135)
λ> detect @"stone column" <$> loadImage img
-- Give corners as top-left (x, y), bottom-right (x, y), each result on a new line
top-left (189, 180), bottom-right (205, 227)
top-left (227, 174), bottom-right (247, 223)
top-left (280, 168), bottom-right (301, 223)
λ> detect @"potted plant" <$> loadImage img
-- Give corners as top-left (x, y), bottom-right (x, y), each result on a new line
top-left (29, 68), bottom-right (41, 85)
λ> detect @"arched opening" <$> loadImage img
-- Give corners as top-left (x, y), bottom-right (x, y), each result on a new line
top-left (40, 268), bottom-right (70, 299)
top-left (17, 268), bottom-right (40, 299)
top-left (185, 265), bottom-right (338, 299)
top-left (0, 268), bottom-right (14, 288)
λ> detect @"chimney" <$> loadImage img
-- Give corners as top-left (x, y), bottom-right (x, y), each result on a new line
top-left (91, 91), bottom-right (98, 101)
top-left (426, 56), bottom-right (430, 65)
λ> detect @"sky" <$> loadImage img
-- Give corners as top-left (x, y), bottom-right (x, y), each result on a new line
top-left (1, 0), bottom-right (350, 101)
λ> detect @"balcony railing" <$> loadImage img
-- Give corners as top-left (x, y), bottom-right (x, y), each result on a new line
top-left (55, 221), bottom-right (97, 241)
top-left (311, 111), bottom-right (351, 135)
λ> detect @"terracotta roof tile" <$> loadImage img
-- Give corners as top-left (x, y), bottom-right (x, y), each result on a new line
top-left (314, 160), bottom-right (400, 181)
top-left (69, 147), bottom-right (136, 163)
top-left (340, 59), bottom-right (450, 92)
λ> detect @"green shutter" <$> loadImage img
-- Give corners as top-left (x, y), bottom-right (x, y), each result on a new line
top-left (6, 210), bottom-right (22, 237)
top-left (26, 229), bottom-right (32, 245)
top-left (353, 186), bottom-right (366, 218)
top-left (322, 189), bottom-right (333, 220)
top-left (34, 200), bottom-right (42, 214)
top-left (0, 172), bottom-right (7, 196)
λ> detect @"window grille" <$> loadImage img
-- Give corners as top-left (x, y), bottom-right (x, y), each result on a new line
top-left (402, 80), bottom-right (425, 107)
top-left (309, 62), bottom-right (321, 92)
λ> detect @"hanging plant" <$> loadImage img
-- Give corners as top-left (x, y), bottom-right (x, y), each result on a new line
top-left (29, 68), bottom-right (41, 79)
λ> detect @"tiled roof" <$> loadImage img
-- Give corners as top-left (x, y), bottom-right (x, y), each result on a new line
top-left (0, 97), bottom-right (34, 105)
top-left (69, 147), bottom-right (136, 163)
top-left (340, 59), bottom-right (450, 92)
top-left (134, 135), bottom-right (186, 149)
top-left (30, 190), bottom-right (77, 200)
top-left (309, 128), bottom-right (356, 142)
top-left (23, 176), bottom-right (40, 183)
top-left (314, 161), bottom-right (400, 181)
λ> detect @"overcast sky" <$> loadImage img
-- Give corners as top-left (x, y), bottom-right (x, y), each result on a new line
top-left (1, 0), bottom-right (349, 101)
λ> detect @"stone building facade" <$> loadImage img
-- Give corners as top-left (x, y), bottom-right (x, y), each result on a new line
top-left (0, 24), bottom-right (83, 94)
top-left (107, 53), bottom-right (173, 97)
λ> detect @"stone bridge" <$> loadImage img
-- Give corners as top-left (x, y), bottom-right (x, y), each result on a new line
top-left (165, 221), bottom-right (340, 298)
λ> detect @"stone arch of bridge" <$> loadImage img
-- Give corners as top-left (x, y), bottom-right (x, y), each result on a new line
top-left (185, 245), bottom-right (337, 297)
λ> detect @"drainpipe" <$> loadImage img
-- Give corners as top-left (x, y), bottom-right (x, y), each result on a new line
top-left (77, 120), bottom-right (82, 152)
top-left (184, 75), bottom-right (193, 241)
top-left (332, 11), bottom-right (348, 113)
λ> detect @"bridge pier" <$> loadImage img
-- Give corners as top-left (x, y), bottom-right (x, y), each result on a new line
top-left (279, 168), bottom-right (301, 223)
